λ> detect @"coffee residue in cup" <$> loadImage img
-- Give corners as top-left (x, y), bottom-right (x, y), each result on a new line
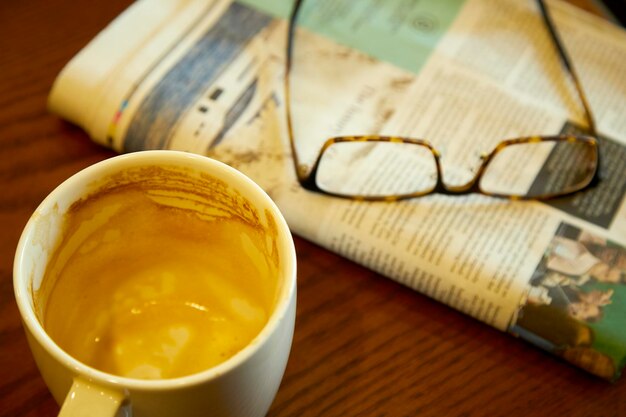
top-left (37, 167), bottom-right (281, 379)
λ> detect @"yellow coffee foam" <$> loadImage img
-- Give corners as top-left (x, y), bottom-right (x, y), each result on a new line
top-left (41, 186), bottom-right (277, 379)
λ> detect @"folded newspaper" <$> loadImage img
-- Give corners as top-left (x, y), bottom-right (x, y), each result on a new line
top-left (48, 0), bottom-right (626, 380)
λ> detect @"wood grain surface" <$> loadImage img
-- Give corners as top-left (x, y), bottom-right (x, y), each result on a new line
top-left (1, 1), bottom-right (624, 416)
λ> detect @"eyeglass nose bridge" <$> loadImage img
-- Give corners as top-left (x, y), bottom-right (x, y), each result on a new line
top-left (430, 155), bottom-right (490, 196)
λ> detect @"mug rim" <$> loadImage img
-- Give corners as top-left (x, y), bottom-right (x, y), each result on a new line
top-left (13, 150), bottom-right (297, 391)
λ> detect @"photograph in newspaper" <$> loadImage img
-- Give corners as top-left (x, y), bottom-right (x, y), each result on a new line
top-left (513, 223), bottom-right (626, 380)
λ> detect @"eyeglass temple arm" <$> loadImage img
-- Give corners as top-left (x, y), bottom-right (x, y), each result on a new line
top-left (284, 0), bottom-right (308, 181)
top-left (537, 0), bottom-right (597, 137)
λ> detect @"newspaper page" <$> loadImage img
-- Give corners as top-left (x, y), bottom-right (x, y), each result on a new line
top-left (48, 0), bottom-right (626, 380)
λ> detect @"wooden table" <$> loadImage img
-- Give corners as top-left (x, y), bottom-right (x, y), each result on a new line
top-left (1, 1), bottom-right (624, 416)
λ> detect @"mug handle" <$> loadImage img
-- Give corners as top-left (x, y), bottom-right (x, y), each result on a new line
top-left (59, 377), bottom-right (125, 417)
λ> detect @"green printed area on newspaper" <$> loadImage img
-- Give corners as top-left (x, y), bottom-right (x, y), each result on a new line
top-left (584, 282), bottom-right (626, 372)
top-left (237, 0), bottom-right (465, 73)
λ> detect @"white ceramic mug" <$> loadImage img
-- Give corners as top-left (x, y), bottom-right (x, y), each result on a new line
top-left (14, 151), bottom-right (297, 417)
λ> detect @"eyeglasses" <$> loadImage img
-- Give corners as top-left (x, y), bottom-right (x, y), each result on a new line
top-left (283, 0), bottom-right (600, 201)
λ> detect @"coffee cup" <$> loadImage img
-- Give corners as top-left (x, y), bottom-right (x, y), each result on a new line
top-left (14, 150), bottom-right (297, 417)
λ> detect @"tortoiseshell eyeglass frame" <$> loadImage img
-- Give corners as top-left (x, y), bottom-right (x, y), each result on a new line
top-left (283, 0), bottom-right (601, 201)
